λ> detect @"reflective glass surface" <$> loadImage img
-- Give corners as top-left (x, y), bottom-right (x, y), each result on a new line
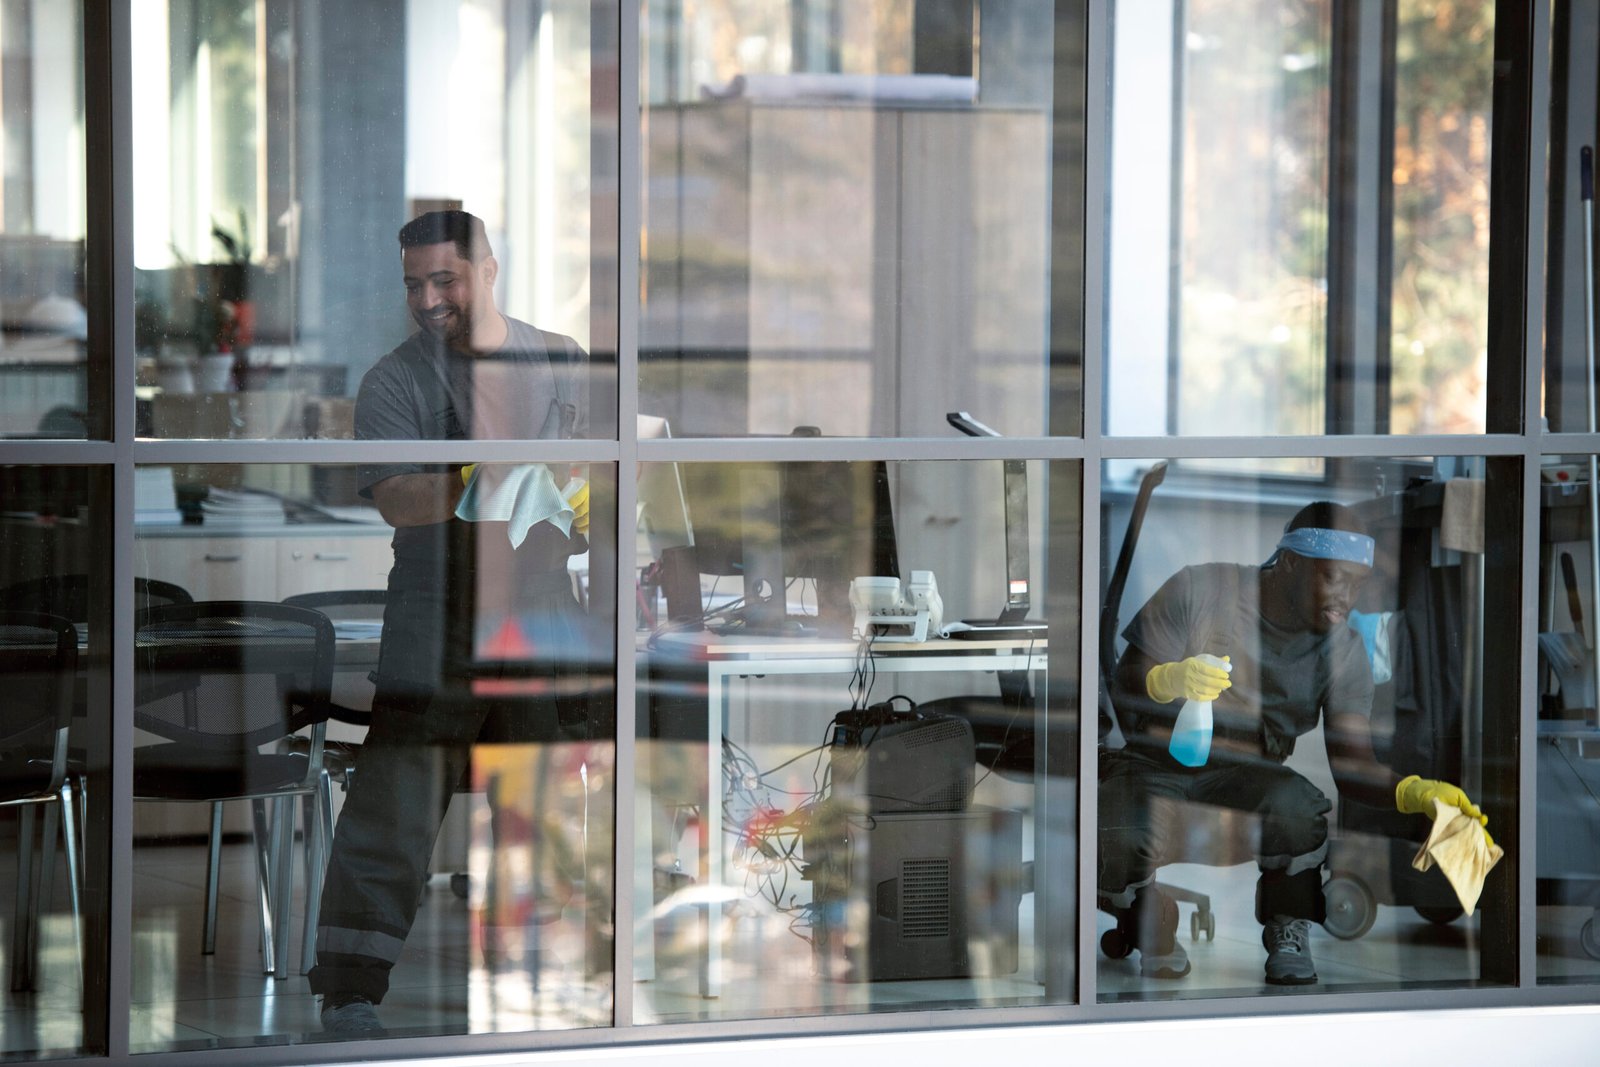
top-left (639, 2), bottom-right (1070, 437)
top-left (131, 1), bottom-right (616, 440)
top-left (634, 459), bottom-right (1079, 1021)
top-left (1104, 0), bottom-right (1495, 438)
top-left (128, 462), bottom-right (615, 1051)
top-left (0, 6), bottom-right (91, 439)
top-left (1388, 0), bottom-right (1493, 435)
top-left (0, 467), bottom-right (105, 1059)
top-left (1535, 455), bottom-right (1600, 984)
top-left (1097, 456), bottom-right (1514, 1000)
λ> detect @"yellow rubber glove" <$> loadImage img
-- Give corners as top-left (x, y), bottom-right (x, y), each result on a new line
top-left (1145, 654), bottom-right (1232, 704)
top-left (460, 463), bottom-right (478, 486)
top-left (564, 479), bottom-right (590, 536)
top-left (1396, 774), bottom-right (1493, 846)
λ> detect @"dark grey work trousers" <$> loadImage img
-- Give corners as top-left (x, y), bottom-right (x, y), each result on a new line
top-left (308, 568), bottom-right (583, 1004)
top-left (1098, 746), bottom-right (1333, 924)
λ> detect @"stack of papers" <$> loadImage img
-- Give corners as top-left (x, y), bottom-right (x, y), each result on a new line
top-left (134, 467), bottom-right (183, 526)
top-left (201, 487), bottom-right (286, 528)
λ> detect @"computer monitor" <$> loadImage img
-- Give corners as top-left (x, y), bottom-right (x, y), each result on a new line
top-left (947, 411), bottom-right (1034, 627)
top-left (675, 459), bottom-right (901, 635)
top-left (636, 415), bottom-right (694, 561)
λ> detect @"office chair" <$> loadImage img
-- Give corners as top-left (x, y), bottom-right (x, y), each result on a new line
top-left (279, 589), bottom-right (390, 916)
top-left (133, 600), bottom-right (335, 979)
top-left (0, 573), bottom-right (193, 618)
top-left (1, 611), bottom-right (83, 993)
top-left (280, 589), bottom-right (385, 785)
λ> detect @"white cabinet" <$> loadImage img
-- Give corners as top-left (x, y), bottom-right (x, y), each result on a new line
top-left (134, 525), bottom-right (393, 602)
top-left (275, 535), bottom-right (392, 598)
top-left (134, 536), bottom-right (280, 601)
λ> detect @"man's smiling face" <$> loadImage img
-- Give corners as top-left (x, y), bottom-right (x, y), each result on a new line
top-left (402, 241), bottom-right (495, 352)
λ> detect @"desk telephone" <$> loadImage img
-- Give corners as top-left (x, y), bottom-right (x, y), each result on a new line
top-left (849, 571), bottom-right (943, 642)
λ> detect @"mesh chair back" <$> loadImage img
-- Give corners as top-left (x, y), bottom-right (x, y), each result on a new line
top-left (0, 574), bottom-right (193, 622)
top-left (134, 601), bottom-right (333, 752)
top-left (282, 590), bottom-right (385, 726)
top-left (281, 589), bottom-right (385, 625)
top-left (0, 611), bottom-right (77, 793)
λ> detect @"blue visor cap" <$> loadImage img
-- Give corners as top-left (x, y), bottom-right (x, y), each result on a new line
top-left (1274, 527), bottom-right (1375, 569)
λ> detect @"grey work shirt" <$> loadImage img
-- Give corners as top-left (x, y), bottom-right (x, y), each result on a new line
top-left (1121, 562), bottom-right (1375, 760)
top-left (354, 316), bottom-right (588, 565)
top-left (351, 317), bottom-right (590, 712)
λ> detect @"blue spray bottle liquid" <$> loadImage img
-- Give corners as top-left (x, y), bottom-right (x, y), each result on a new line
top-left (1168, 654), bottom-right (1230, 768)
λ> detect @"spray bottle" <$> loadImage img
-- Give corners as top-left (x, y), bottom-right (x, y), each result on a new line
top-left (1168, 654), bottom-right (1230, 768)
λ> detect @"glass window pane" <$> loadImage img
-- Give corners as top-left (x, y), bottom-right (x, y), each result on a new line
top-left (1098, 456), bottom-right (1514, 1001)
top-left (1106, 1), bottom-right (1332, 439)
top-left (640, 2), bottom-right (1070, 437)
top-left (634, 458), bottom-right (1079, 1021)
top-left (1537, 454), bottom-right (1600, 984)
top-left (1104, 0), bottom-right (1496, 438)
top-left (131, 1), bottom-right (616, 441)
top-left (0, 6), bottom-right (92, 440)
top-left (0, 466), bottom-right (106, 1057)
top-left (129, 462), bottom-right (615, 1051)
top-left (1388, 0), bottom-right (1493, 435)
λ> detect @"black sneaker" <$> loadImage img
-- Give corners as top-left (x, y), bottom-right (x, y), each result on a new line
top-left (1262, 916), bottom-right (1318, 985)
top-left (320, 995), bottom-right (384, 1034)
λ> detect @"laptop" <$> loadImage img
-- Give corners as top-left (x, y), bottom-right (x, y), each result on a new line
top-left (945, 412), bottom-right (1048, 641)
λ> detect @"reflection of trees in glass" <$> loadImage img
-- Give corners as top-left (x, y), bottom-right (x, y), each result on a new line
top-left (1178, 0), bottom-right (1330, 441)
top-left (1176, 0), bottom-right (1492, 439)
top-left (645, 0), bottom-right (913, 100)
top-left (1390, 0), bottom-right (1492, 435)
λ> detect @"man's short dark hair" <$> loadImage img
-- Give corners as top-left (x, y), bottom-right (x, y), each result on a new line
top-left (398, 210), bottom-right (492, 262)
top-left (1285, 500), bottom-right (1366, 537)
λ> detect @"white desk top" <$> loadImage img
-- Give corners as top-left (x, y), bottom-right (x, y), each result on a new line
top-left (647, 627), bottom-right (1047, 661)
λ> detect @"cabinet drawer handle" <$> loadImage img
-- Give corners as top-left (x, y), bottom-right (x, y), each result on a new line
top-left (204, 553), bottom-right (241, 563)
top-left (313, 552), bottom-right (350, 562)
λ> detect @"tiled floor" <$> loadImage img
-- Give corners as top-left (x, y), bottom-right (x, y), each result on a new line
top-left (5, 839), bottom-right (1600, 1058)
top-left (2, 836), bottom-right (609, 1058)
top-left (1098, 861), bottom-right (1484, 1002)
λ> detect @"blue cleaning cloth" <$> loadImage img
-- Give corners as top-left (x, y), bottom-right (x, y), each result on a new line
top-left (1346, 608), bottom-right (1393, 684)
top-left (455, 464), bottom-right (575, 549)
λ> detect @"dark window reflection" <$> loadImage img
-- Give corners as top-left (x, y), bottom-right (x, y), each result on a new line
top-left (1536, 456), bottom-right (1600, 982)
top-left (0, 466), bottom-right (103, 1058)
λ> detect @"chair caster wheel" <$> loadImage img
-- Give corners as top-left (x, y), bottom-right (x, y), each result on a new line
top-left (451, 872), bottom-right (470, 899)
top-left (1323, 871), bottom-right (1376, 941)
top-left (1190, 908), bottom-right (1215, 942)
top-left (1581, 917), bottom-right (1600, 961)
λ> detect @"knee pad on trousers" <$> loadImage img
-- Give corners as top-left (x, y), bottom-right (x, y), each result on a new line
top-left (1256, 868), bottom-right (1325, 925)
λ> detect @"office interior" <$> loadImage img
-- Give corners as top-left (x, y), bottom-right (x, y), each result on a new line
top-left (1, 1), bottom-right (1599, 1065)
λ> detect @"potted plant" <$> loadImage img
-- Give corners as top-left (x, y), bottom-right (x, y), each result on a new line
top-left (209, 209), bottom-right (256, 387)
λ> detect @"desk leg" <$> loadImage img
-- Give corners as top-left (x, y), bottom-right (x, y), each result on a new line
top-left (702, 666), bottom-right (724, 999)
top-left (1035, 667), bottom-right (1073, 1000)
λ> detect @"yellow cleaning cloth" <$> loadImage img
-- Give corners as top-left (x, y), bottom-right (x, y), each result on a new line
top-left (1410, 798), bottom-right (1504, 915)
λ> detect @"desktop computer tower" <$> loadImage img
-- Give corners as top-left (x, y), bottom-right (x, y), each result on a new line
top-left (827, 707), bottom-right (975, 814)
top-left (803, 805), bottom-right (1023, 982)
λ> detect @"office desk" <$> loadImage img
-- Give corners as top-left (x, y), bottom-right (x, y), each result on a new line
top-left (647, 629), bottom-right (1051, 997)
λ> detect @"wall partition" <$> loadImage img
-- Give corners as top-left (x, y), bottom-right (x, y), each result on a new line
top-left (0, 1), bottom-right (1597, 1065)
